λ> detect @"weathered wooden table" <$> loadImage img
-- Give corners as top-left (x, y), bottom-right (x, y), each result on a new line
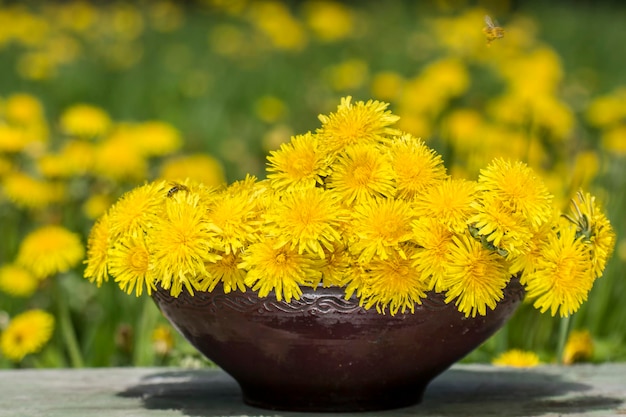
top-left (1, 364), bottom-right (625, 416)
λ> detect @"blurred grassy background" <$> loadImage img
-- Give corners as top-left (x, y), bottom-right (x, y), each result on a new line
top-left (0, 0), bottom-right (625, 367)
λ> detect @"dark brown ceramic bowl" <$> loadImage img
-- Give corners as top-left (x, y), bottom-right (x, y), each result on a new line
top-left (152, 278), bottom-right (524, 412)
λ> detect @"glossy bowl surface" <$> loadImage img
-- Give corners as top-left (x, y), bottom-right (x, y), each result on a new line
top-left (152, 279), bottom-right (524, 411)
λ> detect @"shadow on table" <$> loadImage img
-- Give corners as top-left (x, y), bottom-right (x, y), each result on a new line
top-left (117, 367), bottom-right (623, 417)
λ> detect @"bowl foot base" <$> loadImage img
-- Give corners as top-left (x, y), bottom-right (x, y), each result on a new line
top-left (240, 384), bottom-right (427, 412)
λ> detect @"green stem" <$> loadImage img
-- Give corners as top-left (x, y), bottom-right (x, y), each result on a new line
top-left (556, 315), bottom-right (571, 364)
top-left (133, 297), bottom-right (157, 366)
top-left (55, 277), bottom-right (85, 368)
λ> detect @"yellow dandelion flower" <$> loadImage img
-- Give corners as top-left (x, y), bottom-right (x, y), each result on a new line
top-left (344, 264), bottom-right (368, 300)
top-left (200, 251), bottom-right (246, 293)
top-left (0, 124), bottom-right (30, 153)
top-left (371, 71), bottom-right (405, 102)
top-left (0, 156), bottom-right (13, 177)
top-left (562, 190), bottom-right (616, 279)
top-left (17, 225), bottom-right (84, 279)
top-left (60, 104), bottom-right (111, 138)
top-left (469, 193), bottom-right (534, 257)
top-left (411, 218), bottom-right (456, 292)
top-left (317, 240), bottom-right (353, 288)
top-left (247, 1), bottom-right (307, 51)
top-left (149, 191), bottom-right (218, 297)
top-left (390, 134), bottom-right (448, 200)
top-left (59, 140), bottom-right (96, 175)
top-left (132, 121), bottom-right (182, 157)
top-left (82, 193), bottom-right (114, 220)
top-left (93, 135), bottom-right (148, 182)
top-left (413, 179), bottom-right (476, 233)
top-left (509, 216), bottom-right (556, 278)
top-left (326, 59), bottom-right (369, 92)
top-left (443, 233), bottom-right (510, 317)
top-left (264, 187), bottom-right (347, 258)
top-left (0, 264), bottom-right (39, 298)
top-left (327, 144), bottom-right (396, 205)
top-left (349, 197), bottom-right (414, 263)
top-left (84, 212), bottom-right (112, 287)
top-left (0, 310), bottom-right (54, 362)
top-left (37, 153), bottom-right (75, 178)
top-left (317, 96), bottom-right (400, 155)
top-left (266, 132), bottom-right (329, 190)
top-left (159, 154), bottom-right (226, 187)
top-left (477, 158), bottom-right (553, 230)
top-left (107, 181), bottom-right (168, 239)
top-left (241, 238), bottom-right (322, 302)
top-left (206, 182), bottom-right (263, 255)
top-left (359, 246), bottom-right (428, 315)
top-left (3, 93), bottom-right (45, 125)
top-left (563, 330), bottom-right (594, 365)
top-left (108, 234), bottom-right (155, 296)
top-left (152, 324), bottom-right (175, 356)
top-left (303, 0), bottom-right (354, 42)
top-left (1, 172), bottom-right (61, 209)
top-left (492, 349), bottom-right (540, 367)
top-left (524, 225), bottom-right (594, 317)
top-left (254, 95), bottom-right (286, 123)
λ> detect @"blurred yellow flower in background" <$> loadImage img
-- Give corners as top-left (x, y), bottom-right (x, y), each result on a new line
top-left (563, 330), bottom-right (594, 365)
top-left (0, 156), bottom-right (12, 177)
top-left (0, 124), bottom-right (31, 153)
top-left (60, 104), bottom-right (111, 138)
top-left (247, 1), bottom-right (307, 51)
top-left (51, 0), bottom-right (97, 33)
top-left (1, 172), bottom-right (64, 209)
top-left (159, 154), bottom-right (226, 187)
top-left (326, 58), bottom-right (369, 91)
top-left (303, 0), bottom-right (355, 42)
top-left (601, 124), bottom-right (626, 155)
top-left (82, 193), bottom-right (114, 220)
top-left (93, 134), bottom-right (147, 182)
top-left (57, 140), bottom-right (96, 175)
top-left (2, 93), bottom-right (45, 126)
top-left (254, 95), bottom-right (287, 123)
top-left (0, 264), bottom-right (39, 298)
top-left (370, 71), bottom-right (405, 102)
top-left (585, 87), bottom-right (626, 128)
top-left (108, 3), bottom-right (144, 41)
top-left (152, 324), bottom-right (175, 356)
top-left (131, 121), bottom-right (182, 157)
top-left (16, 225), bottom-right (84, 279)
top-left (0, 309), bottom-right (54, 362)
top-left (493, 349), bottom-right (541, 367)
top-left (148, 1), bottom-right (184, 33)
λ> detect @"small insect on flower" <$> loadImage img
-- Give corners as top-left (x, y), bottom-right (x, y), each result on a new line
top-left (167, 182), bottom-right (190, 198)
top-left (483, 15), bottom-right (505, 46)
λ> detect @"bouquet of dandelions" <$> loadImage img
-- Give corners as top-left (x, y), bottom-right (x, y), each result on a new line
top-left (84, 97), bottom-right (615, 318)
